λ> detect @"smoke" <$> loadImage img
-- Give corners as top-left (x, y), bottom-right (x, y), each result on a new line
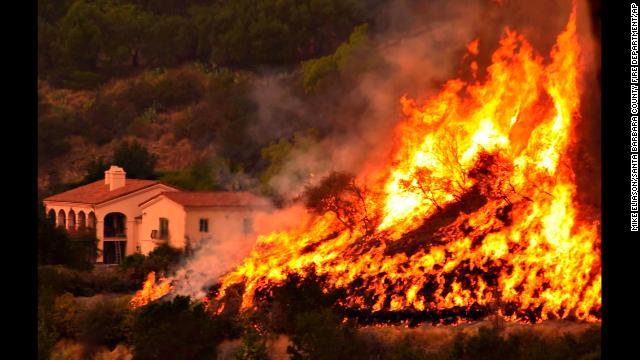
top-left (247, 73), bottom-right (308, 143)
top-left (165, 0), bottom-right (600, 299)
top-left (248, 0), bottom-right (599, 202)
top-left (170, 231), bottom-right (258, 299)
top-left (251, 0), bottom-right (488, 201)
top-left (574, 0), bottom-right (602, 216)
top-left (169, 204), bottom-right (311, 298)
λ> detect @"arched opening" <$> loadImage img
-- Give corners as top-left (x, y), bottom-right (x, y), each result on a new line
top-left (57, 210), bottom-right (66, 228)
top-left (47, 209), bottom-right (56, 225)
top-left (77, 211), bottom-right (86, 229)
top-left (104, 213), bottom-right (126, 238)
top-left (87, 212), bottom-right (96, 229)
top-left (103, 212), bottom-right (127, 265)
top-left (68, 210), bottom-right (76, 230)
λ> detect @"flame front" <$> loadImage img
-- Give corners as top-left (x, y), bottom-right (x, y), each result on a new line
top-left (171, 8), bottom-right (599, 323)
top-left (130, 272), bottom-right (173, 309)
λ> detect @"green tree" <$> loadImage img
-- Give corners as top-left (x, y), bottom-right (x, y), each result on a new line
top-left (258, 130), bottom-right (318, 196)
top-left (51, 292), bottom-right (82, 338)
top-left (287, 308), bottom-right (364, 360)
top-left (143, 15), bottom-right (195, 67)
top-left (79, 296), bottom-right (131, 349)
top-left (144, 0), bottom-right (194, 15)
top-left (83, 157), bottom-right (111, 184)
top-left (302, 24), bottom-right (382, 93)
top-left (112, 140), bottom-right (158, 179)
top-left (144, 244), bottom-right (184, 274)
top-left (189, 0), bottom-right (366, 66)
top-left (158, 156), bottom-right (218, 190)
top-left (38, 95), bottom-right (75, 161)
top-left (131, 296), bottom-right (228, 360)
top-left (387, 335), bottom-right (438, 360)
top-left (302, 171), bottom-right (373, 232)
top-left (57, 0), bottom-right (105, 71)
top-left (38, 17), bottom-right (63, 79)
top-left (235, 328), bottom-right (269, 360)
top-left (171, 69), bottom-right (257, 170)
top-left (38, 211), bottom-right (98, 271)
top-left (38, 0), bottom-right (75, 23)
top-left (101, 2), bottom-right (154, 68)
top-left (258, 138), bottom-right (293, 195)
top-left (38, 312), bottom-right (59, 360)
top-left (152, 67), bottom-right (205, 110)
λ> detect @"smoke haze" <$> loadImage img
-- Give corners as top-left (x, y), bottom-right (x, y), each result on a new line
top-left (167, 0), bottom-right (600, 299)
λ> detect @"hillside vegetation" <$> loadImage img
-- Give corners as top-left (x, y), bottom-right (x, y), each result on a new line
top-left (38, 0), bottom-right (383, 197)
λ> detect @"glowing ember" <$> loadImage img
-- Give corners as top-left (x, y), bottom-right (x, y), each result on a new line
top-left (130, 272), bottom-right (173, 309)
top-left (134, 7), bottom-right (600, 324)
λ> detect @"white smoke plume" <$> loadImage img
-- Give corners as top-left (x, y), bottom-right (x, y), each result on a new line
top-left (169, 204), bottom-right (310, 298)
top-left (253, 0), bottom-right (598, 202)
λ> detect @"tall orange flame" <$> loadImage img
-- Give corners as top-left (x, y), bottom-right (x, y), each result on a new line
top-left (213, 8), bottom-right (600, 323)
top-left (132, 8), bottom-right (600, 323)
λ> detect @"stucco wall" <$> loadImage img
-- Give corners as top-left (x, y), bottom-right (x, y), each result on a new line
top-left (139, 196), bottom-right (186, 254)
top-left (183, 207), bottom-right (261, 249)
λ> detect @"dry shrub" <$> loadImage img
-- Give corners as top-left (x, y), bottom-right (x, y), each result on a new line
top-left (50, 339), bottom-right (86, 360)
top-left (92, 344), bottom-right (133, 360)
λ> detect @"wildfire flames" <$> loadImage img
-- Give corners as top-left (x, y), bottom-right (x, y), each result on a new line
top-left (130, 272), bottom-right (173, 308)
top-left (132, 8), bottom-right (600, 324)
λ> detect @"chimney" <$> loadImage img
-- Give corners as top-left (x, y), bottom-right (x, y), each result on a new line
top-left (105, 166), bottom-right (126, 191)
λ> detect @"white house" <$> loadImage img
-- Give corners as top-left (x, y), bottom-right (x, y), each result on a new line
top-left (137, 191), bottom-right (271, 255)
top-left (43, 166), bottom-right (271, 264)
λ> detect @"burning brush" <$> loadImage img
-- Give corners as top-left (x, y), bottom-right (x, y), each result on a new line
top-left (130, 272), bottom-right (173, 308)
top-left (131, 7), bottom-right (600, 325)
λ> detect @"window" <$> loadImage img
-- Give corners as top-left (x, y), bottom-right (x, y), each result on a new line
top-left (243, 218), bottom-right (253, 234)
top-left (199, 218), bottom-right (209, 233)
top-left (159, 218), bottom-right (169, 240)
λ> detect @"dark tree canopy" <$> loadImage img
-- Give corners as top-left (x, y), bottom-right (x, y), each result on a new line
top-left (303, 171), bottom-right (374, 232)
top-left (38, 0), bottom-right (368, 86)
top-left (131, 296), bottom-right (231, 360)
top-left (38, 212), bottom-right (98, 270)
top-left (112, 140), bottom-right (158, 179)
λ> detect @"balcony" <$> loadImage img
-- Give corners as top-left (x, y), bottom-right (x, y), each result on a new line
top-left (104, 212), bottom-right (127, 239)
top-left (150, 229), bottom-right (169, 242)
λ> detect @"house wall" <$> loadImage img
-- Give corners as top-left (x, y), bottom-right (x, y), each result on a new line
top-left (139, 197), bottom-right (186, 254)
top-left (94, 185), bottom-right (177, 261)
top-left (183, 207), bottom-right (262, 249)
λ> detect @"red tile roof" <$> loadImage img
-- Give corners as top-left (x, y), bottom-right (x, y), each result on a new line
top-left (158, 191), bottom-right (271, 208)
top-left (44, 179), bottom-right (164, 205)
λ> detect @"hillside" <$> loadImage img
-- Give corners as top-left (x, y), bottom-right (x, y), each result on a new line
top-left (37, 0), bottom-right (383, 197)
top-left (38, 67), bottom-right (237, 190)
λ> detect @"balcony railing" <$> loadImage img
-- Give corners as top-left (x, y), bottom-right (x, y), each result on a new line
top-left (150, 229), bottom-right (169, 241)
